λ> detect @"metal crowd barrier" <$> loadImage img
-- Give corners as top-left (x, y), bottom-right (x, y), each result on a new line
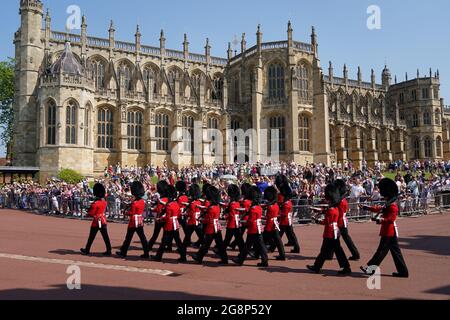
top-left (1, 191), bottom-right (448, 225)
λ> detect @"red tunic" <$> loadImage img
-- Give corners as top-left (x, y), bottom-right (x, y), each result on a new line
top-left (88, 199), bottom-right (107, 228)
top-left (187, 200), bottom-right (202, 226)
top-left (265, 203), bottom-right (280, 232)
top-left (367, 203), bottom-right (399, 237)
top-left (127, 199), bottom-right (145, 229)
top-left (321, 207), bottom-right (340, 239)
top-left (178, 195), bottom-right (189, 212)
top-left (163, 201), bottom-right (181, 231)
top-left (226, 201), bottom-right (241, 229)
top-left (337, 198), bottom-right (349, 229)
top-left (246, 205), bottom-right (264, 235)
top-left (279, 200), bottom-right (293, 226)
top-left (154, 197), bottom-right (169, 220)
top-left (241, 199), bottom-right (252, 225)
top-left (203, 205), bottom-right (222, 235)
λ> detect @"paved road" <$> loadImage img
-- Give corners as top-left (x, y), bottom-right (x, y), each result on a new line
top-left (0, 209), bottom-right (449, 300)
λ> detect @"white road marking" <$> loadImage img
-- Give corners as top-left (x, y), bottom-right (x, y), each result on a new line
top-left (0, 253), bottom-right (176, 277)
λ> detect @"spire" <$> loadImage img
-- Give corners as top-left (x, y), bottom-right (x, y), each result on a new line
top-left (256, 24), bottom-right (262, 53)
top-left (395, 75), bottom-right (397, 84)
top-left (371, 69), bottom-right (376, 87)
top-left (357, 66), bottom-right (362, 83)
top-left (109, 20), bottom-right (115, 33)
top-left (241, 33), bottom-right (246, 53)
top-left (437, 69), bottom-right (440, 79)
top-left (205, 38), bottom-right (211, 57)
top-left (328, 61), bottom-right (334, 79)
top-left (343, 64), bottom-right (348, 80)
top-left (417, 68), bottom-right (420, 79)
top-left (227, 42), bottom-right (233, 61)
top-left (160, 29), bottom-right (166, 51)
top-left (311, 26), bottom-right (317, 52)
top-left (429, 68), bottom-right (432, 78)
top-left (135, 24), bottom-right (141, 37)
top-left (405, 72), bottom-right (408, 81)
top-left (183, 33), bottom-right (189, 55)
top-left (287, 20), bottom-right (293, 45)
top-left (81, 15), bottom-right (87, 29)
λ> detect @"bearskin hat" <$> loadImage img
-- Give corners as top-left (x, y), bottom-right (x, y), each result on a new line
top-left (240, 183), bottom-right (252, 200)
top-left (264, 186), bottom-right (278, 204)
top-left (167, 185), bottom-right (178, 201)
top-left (378, 178), bottom-right (399, 200)
top-left (93, 183), bottom-right (106, 199)
top-left (334, 179), bottom-right (347, 198)
top-left (324, 183), bottom-right (341, 207)
top-left (156, 180), bottom-right (170, 198)
top-left (130, 181), bottom-right (145, 199)
top-left (175, 180), bottom-right (187, 194)
top-left (275, 174), bottom-right (289, 189)
top-left (188, 184), bottom-right (202, 201)
top-left (280, 183), bottom-right (293, 200)
top-left (206, 186), bottom-right (221, 205)
top-left (227, 184), bottom-right (241, 202)
top-left (249, 185), bottom-right (262, 205)
top-left (202, 183), bottom-right (212, 198)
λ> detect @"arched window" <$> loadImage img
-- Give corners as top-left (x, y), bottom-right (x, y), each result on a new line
top-left (423, 111), bottom-right (431, 125)
top-left (47, 101), bottom-right (57, 145)
top-left (143, 67), bottom-right (158, 96)
top-left (412, 113), bottom-right (419, 127)
top-left (84, 105), bottom-right (91, 146)
top-left (155, 113), bottom-right (169, 152)
top-left (389, 132), bottom-right (395, 150)
top-left (297, 64), bottom-right (309, 100)
top-left (90, 59), bottom-right (105, 90)
top-left (212, 77), bottom-right (223, 101)
top-left (330, 127), bottom-right (336, 154)
top-left (269, 116), bottom-right (286, 153)
top-left (424, 137), bottom-right (433, 158)
top-left (97, 108), bottom-right (114, 149)
top-left (127, 111), bottom-right (143, 150)
top-left (268, 64), bottom-right (285, 99)
top-left (231, 119), bottom-right (241, 130)
top-left (298, 114), bottom-right (311, 152)
top-left (436, 136), bottom-right (442, 157)
top-left (375, 131), bottom-right (381, 150)
top-left (344, 128), bottom-right (350, 150)
top-left (182, 115), bottom-right (195, 153)
top-left (413, 137), bottom-right (420, 159)
top-left (435, 110), bottom-right (441, 125)
top-left (191, 73), bottom-right (201, 98)
top-left (118, 62), bottom-right (132, 92)
top-left (208, 117), bottom-right (219, 155)
top-left (359, 130), bottom-right (365, 151)
top-left (66, 101), bottom-right (77, 145)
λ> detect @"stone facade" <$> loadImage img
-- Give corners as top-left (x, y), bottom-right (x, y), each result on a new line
top-left (12, 0), bottom-right (450, 179)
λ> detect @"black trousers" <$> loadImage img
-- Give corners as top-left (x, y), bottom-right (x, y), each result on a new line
top-left (183, 224), bottom-right (204, 248)
top-left (368, 236), bottom-right (409, 276)
top-left (238, 234), bottom-right (268, 264)
top-left (179, 216), bottom-right (187, 234)
top-left (120, 226), bottom-right (149, 256)
top-left (223, 228), bottom-right (245, 252)
top-left (275, 225), bottom-right (300, 252)
top-left (148, 221), bottom-right (164, 250)
top-left (313, 238), bottom-right (350, 270)
top-left (156, 230), bottom-right (186, 260)
top-left (340, 227), bottom-right (360, 258)
top-left (196, 232), bottom-right (228, 263)
top-left (263, 230), bottom-right (285, 259)
top-left (85, 226), bottom-right (112, 253)
top-left (229, 226), bottom-right (246, 248)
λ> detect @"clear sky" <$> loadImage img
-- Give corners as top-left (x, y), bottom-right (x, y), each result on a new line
top-left (1, 0), bottom-right (449, 156)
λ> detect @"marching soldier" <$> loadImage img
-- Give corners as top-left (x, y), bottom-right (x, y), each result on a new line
top-left (116, 181), bottom-right (150, 258)
top-left (151, 185), bottom-right (187, 262)
top-left (192, 186), bottom-right (228, 265)
top-left (148, 181), bottom-right (170, 251)
top-left (263, 186), bottom-right (286, 261)
top-left (176, 180), bottom-right (189, 233)
top-left (233, 186), bottom-right (269, 267)
top-left (276, 184), bottom-right (300, 254)
top-left (229, 183), bottom-right (251, 250)
top-left (80, 183), bottom-right (112, 256)
top-left (182, 184), bottom-right (204, 248)
top-left (307, 183), bottom-right (352, 275)
top-left (360, 178), bottom-right (409, 278)
top-left (221, 184), bottom-right (245, 253)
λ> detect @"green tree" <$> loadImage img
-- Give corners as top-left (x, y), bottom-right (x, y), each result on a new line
top-left (58, 169), bottom-right (84, 184)
top-left (0, 58), bottom-right (14, 149)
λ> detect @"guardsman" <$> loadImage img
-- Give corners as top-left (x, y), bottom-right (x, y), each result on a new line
top-left (233, 186), bottom-right (269, 267)
top-left (182, 184), bottom-right (204, 248)
top-left (307, 183), bottom-right (352, 275)
top-left (277, 184), bottom-right (300, 254)
top-left (116, 181), bottom-right (150, 258)
top-left (151, 185), bottom-right (187, 262)
top-left (176, 180), bottom-right (189, 233)
top-left (148, 181), bottom-right (170, 251)
top-left (192, 186), bottom-right (228, 265)
top-left (334, 179), bottom-right (360, 261)
top-left (263, 186), bottom-right (286, 261)
top-left (221, 184), bottom-right (245, 253)
top-left (229, 183), bottom-right (251, 250)
top-left (80, 183), bottom-right (112, 256)
top-left (360, 178), bottom-right (409, 278)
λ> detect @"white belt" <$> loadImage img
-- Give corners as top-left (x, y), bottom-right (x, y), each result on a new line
top-left (195, 212), bottom-right (201, 226)
top-left (333, 222), bottom-right (339, 240)
top-left (98, 217), bottom-right (102, 229)
top-left (394, 222), bottom-right (399, 237)
top-left (288, 212), bottom-right (293, 226)
top-left (172, 216), bottom-right (179, 230)
top-left (134, 215), bottom-right (141, 228)
top-left (257, 219), bottom-right (263, 234)
top-left (273, 218), bottom-right (280, 232)
top-left (234, 214), bottom-right (241, 228)
top-left (343, 213), bottom-right (348, 229)
top-left (213, 219), bottom-right (220, 233)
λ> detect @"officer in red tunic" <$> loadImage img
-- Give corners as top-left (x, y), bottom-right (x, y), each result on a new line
top-left (192, 186), bottom-right (228, 265)
top-left (151, 185), bottom-right (187, 262)
top-left (307, 183), bottom-right (351, 275)
top-left (182, 184), bottom-right (204, 248)
top-left (334, 179), bottom-right (360, 261)
top-left (80, 183), bottom-right (112, 256)
top-left (277, 184), bottom-right (300, 254)
top-left (233, 186), bottom-right (269, 267)
top-left (148, 181), bottom-right (170, 251)
top-left (263, 186), bottom-right (286, 261)
top-left (360, 178), bottom-right (409, 278)
top-left (229, 183), bottom-right (251, 250)
top-left (221, 184), bottom-right (245, 252)
top-left (176, 180), bottom-right (189, 233)
top-left (116, 181), bottom-right (150, 258)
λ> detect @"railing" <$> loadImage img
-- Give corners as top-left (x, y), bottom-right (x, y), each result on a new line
top-left (115, 41), bottom-right (136, 52)
top-left (141, 45), bottom-right (161, 56)
top-left (50, 31), bottom-right (81, 44)
top-left (293, 41), bottom-right (313, 53)
top-left (188, 53), bottom-right (207, 63)
top-left (87, 36), bottom-right (110, 48)
top-left (41, 74), bottom-right (95, 88)
top-left (166, 49), bottom-right (185, 59)
top-left (323, 75), bottom-right (384, 90)
top-left (261, 41), bottom-right (288, 50)
top-left (211, 57), bottom-right (228, 66)
top-left (1, 191), bottom-right (448, 225)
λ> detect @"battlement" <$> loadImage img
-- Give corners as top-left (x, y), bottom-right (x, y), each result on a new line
top-left (19, 0), bottom-right (43, 13)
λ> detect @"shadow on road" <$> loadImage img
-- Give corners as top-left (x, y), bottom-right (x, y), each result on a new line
top-left (424, 285), bottom-right (450, 296)
top-left (400, 235), bottom-right (450, 256)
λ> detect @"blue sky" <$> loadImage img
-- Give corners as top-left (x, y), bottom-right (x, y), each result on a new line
top-left (1, 0), bottom-right (450, 156)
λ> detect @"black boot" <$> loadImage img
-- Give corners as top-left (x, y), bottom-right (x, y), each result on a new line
top-left (150, 255), bottom-right (162, 262)
top-left (116, 251), bottom-right (126, 258)
top-left (338, 267), bottom-right (352, 275)
top-left (80, 248), bottom-right (89, 256)
top-left (307, 265), bottom-right (320, 273)
top-left (392, 272), bottom-right (409, 278)
top-left (257, 261), bottom-right (269, 267)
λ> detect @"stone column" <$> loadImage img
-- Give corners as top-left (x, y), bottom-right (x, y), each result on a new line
top-left (381, 129), bottom-right (393, 162)
top-left (350, 126), bottom-right (363, 169)
top-left (366, 127), bottom-right (378, 167)
top-left (117, 104), bottom-right (129, 165)
top-left (335, 125), bottom-right (348, 165)
top-left (288, 67), bottom-right (300, 163)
